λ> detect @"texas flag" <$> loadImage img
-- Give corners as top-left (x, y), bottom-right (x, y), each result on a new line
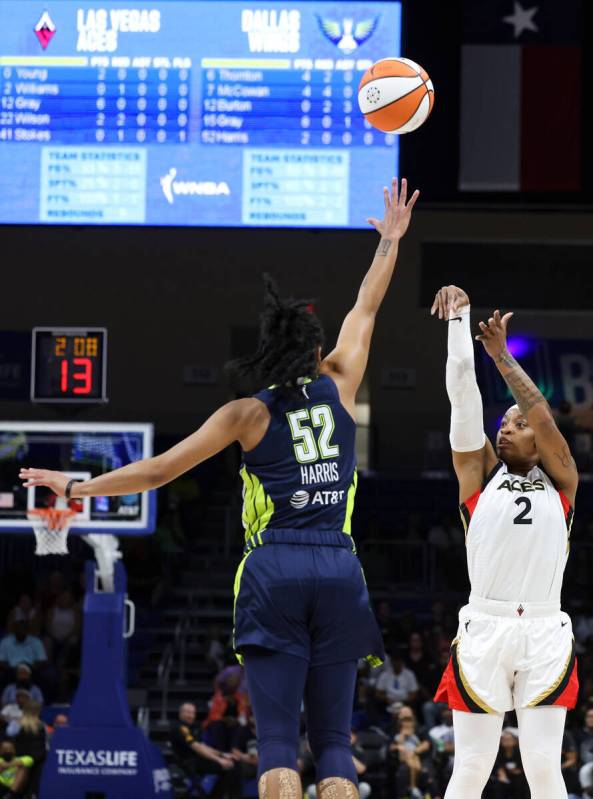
top-left (459, 1), bottom-right (582, 192)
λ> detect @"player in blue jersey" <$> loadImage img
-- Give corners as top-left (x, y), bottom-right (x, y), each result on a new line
top-left (20, 177), bottom-right (419, 799)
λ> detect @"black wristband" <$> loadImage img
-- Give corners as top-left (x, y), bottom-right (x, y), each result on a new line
top-left (64, 479), bottom-right (79, 501)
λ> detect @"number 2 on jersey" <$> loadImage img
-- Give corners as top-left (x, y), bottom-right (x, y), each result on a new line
top-left (287, 405), bottom-right (340, 463)
top-left (513, 497), bottom-right (533, 525)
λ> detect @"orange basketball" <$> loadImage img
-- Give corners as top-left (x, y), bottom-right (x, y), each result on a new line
top-left (358, 57), bottom-right (435, 134)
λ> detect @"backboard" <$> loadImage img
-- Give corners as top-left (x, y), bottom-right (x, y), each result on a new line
top-left (0, 422), bottom-right (155, 534)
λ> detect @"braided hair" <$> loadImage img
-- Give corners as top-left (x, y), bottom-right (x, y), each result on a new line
top-left (225, 274), bottom-right (325, 396)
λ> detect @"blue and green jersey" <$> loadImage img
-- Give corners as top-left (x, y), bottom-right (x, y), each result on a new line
top-left (241, 374), bottom-right (357, 543)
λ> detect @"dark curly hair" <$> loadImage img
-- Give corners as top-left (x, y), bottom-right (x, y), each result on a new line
top-left (225, 274), bottom-right (325, 396)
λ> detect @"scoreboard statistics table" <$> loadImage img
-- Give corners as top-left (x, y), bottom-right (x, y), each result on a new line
top-left (0, 1), bottom-right (401, 228)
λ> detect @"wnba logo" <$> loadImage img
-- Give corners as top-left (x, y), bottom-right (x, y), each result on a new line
top-left (290, 490), bottom-right (310, 509)
top-left (160, 168), bottom-right (231, 204)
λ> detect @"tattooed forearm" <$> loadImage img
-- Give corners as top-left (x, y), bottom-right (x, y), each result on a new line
top-left (377, 239), bottom-right (392, 256)
top-left (553, 446), bottom-right (577, 470)
top-left (495, 350), bottom-right (546, 417)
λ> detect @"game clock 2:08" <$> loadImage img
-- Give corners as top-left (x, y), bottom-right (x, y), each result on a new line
top-left (31, 327), bottom-right (107, 403)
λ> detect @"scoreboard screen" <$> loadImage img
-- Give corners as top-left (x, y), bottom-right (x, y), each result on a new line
top-left (0, 0), bottom-right (401, 229)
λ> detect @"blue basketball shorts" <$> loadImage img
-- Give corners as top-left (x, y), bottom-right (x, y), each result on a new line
top-left (233, 529), bottom-right (384, 668)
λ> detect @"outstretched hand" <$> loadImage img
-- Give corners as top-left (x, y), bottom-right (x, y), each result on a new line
top-left (19, 468), bottom-right (70, 498)
top-left (430, 285), bottom-right (470, 320)
top-left (475, 309), bottom-right (514, 360)
top-left (367, 177), bottom-right (420, 241)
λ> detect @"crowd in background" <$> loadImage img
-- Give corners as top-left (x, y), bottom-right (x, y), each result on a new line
top-left (0, 574), bottom-right (76, 797)
top-left (170, 598), bottom-right (593, 799)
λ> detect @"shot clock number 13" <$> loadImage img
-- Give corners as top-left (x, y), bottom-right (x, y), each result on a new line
top-left (31, 328), bottom-right (108, 403)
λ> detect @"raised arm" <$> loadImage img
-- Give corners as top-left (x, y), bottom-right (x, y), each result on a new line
top-left (431, 285), bottom-right (498, 503)
top-left (20, 399), bottom-right (263, 499)
top-left (322, 177), bottom-right (419, 415)
top-left (476, 310), bottom-right (578, 505)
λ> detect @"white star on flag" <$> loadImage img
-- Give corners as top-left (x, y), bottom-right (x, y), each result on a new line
top-left (503, 1), bottom-right (539, 38)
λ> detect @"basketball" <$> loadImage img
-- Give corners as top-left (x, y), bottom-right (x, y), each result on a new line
top-left (358, 57), bottom-right (435, 134)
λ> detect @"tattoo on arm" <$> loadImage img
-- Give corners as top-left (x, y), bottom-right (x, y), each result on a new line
top-left (377, 239), bottom-right (392, 257)
top-left (495, 351), bottom-right (546, 416)
top-left (553, 445), bottom-right (577, 471)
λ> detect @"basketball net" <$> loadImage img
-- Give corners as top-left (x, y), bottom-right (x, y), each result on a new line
top-left (28, 501), bottom-right (122, 591)
top-left (27, 508), bottom-right (76, 556)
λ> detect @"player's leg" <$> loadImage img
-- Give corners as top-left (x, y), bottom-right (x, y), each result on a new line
top-left (304, 659), bottom-right (359, 799)
top-left (516, 706), bottom-right (568, 799)
top-left (444, 710), bottom-right (504, 798)
top-left (242, 646), bottom-right (308, 799)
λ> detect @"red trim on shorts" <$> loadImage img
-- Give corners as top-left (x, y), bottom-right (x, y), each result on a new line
top-left (433, 656), bottom-right (471, 713)
top-left (553, 657), bottom-right (579, 710)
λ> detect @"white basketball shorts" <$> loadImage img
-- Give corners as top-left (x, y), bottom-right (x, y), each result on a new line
top-left (434, 595), bottom-right (578, 714)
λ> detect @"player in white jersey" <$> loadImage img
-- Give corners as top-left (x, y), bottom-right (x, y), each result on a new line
top-left (430, 285), bottom-right (578, 799)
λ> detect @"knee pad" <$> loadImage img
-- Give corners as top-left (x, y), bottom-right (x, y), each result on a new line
top-left (259, 768), bottom-right (301, 799)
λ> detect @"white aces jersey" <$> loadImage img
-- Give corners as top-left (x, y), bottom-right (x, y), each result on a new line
top-left (460, 463), bottom-right (574, 603)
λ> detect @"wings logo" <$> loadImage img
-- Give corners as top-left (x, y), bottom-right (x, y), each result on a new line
top-left (315, 15), bottom-right (379, 54)
top-left (34, 11), bottom-right (56, 50)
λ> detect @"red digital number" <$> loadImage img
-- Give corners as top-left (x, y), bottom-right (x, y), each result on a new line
top-left (59, 358), bottom-right (93, 395)
top-left (60, 359), bottom-right (68, 393)
top-left (72, 357), bottom-right (92, 395)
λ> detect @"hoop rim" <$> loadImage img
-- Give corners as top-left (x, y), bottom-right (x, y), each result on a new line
top-left (27, 508), bottom-right (77, 532)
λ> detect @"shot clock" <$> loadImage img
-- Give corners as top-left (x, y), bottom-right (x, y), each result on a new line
top-left (31, 327), bottom-right (107, 403)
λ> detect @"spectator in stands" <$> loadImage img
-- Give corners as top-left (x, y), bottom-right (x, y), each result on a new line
top-left (5, 595), bottom-right (41, 638)
top-left (1, 665), bottom-right (43, 708)
top-left (1, 690), bottom-right (30, 731)
top-left (562, 726), bottom-right (581, 799)
top-left (406, 633), bottom-right (433, 714)
top-left (389, 706), bottom-right (434, 799)
top-left (578, 707), bottom-right (593, 767)
top-left (376, 652), bottom-right (419, 712)
top-left (0, 739), bottom-right (33, 799)
top-left (44, 590), bottom-right (81, 666)
top-left (428, 707), bottom-right (454, 795)
top-left (492, 729), bottom-right (528, 798)
top-left (203, 665), bottom-right (249, 751)
top-left (0, 622), bottom-right (47, 679)
top-left (10, 700), bottom-right (47, 763)
top-left (170, 702), bottom-right (240, 799)
top-left (9, 700), bottom-right (47, 799)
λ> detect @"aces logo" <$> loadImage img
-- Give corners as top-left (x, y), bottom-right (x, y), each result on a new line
top-left (34, 11), bottom-right (56, 49)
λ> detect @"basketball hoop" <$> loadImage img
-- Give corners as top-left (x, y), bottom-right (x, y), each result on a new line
top-left (27, 508), bottom-right (76, 556)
